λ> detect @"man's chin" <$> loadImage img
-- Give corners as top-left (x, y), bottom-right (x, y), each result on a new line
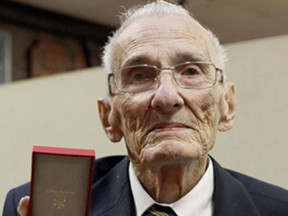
top-left (139, 140), bottom-right (203, 166)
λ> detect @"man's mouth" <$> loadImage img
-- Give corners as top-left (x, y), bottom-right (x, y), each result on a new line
top-left (149, 123), bottom-right (190, 133)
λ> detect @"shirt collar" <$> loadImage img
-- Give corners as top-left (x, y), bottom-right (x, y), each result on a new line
top-left (129, 158), bottom-right (214, 216)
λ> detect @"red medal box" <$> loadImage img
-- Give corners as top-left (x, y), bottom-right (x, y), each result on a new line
top-left (28, 145), bottom-right (95, 216)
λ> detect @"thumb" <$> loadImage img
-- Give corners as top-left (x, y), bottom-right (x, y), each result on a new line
top-left (17, 196), bottom-right (30, 216)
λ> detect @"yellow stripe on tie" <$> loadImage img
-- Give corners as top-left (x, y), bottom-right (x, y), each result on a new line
top-left (147, 206), bottom-right (170, 216)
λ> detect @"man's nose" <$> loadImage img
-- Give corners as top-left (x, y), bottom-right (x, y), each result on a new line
top-left (150, 73), bottom-right (184, 113)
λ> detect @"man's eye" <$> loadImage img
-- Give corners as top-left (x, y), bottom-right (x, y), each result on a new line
top-left (180, 65), bottom-right (203, 77)
top-left (126, 67), bottom-right (156, 83)
top-left (131, 71), bottom-right (150, 82)
top-left (182, 67), bottom-right (199, 76)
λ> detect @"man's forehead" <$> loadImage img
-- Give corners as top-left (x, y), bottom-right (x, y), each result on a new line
top-left (112, 14), bottom-right (216, 68)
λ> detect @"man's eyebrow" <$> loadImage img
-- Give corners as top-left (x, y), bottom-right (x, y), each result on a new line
top-left (122, 55), bottom-right (151, 67)
top-left (175, 51), bottom-right (207, 62)
top-left (121, 52), bottom-right (208, 67)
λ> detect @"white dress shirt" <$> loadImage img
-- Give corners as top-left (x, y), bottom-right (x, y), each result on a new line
top-left (129, 158), bottom-right (214, 216)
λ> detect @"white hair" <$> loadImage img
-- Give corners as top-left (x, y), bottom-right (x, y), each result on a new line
top-left (102, 0), bottom-right (227, 75)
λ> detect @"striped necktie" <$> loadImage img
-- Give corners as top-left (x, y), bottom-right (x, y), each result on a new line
top-left (143, 204), bottom-right (177, 216)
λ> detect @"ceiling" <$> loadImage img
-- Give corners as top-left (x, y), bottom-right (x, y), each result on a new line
top-left (13, 0), bottom-right (288, 44)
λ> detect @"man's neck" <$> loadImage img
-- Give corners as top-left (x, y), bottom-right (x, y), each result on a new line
top-left (132, 156), bottom-right (209, 203)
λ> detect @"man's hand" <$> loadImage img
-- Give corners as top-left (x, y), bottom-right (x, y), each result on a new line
top-left (17, 196), bottom-right (30, 216)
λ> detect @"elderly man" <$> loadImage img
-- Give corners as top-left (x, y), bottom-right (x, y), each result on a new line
top-left (3, 1), bottom-right (288, 216)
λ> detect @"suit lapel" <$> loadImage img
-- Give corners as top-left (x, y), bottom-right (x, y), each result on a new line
top-left (212, 158), bottom-right (261, 216)
top-left (90, 157), bottom-right (135, 216)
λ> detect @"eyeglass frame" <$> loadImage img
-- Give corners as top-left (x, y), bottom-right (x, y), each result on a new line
top-left (108, 61), bottom-right (224, 94)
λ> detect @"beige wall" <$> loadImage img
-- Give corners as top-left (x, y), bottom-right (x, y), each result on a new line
top-left (212, 34), bottom-right (288, 189)
top-left (1, 35), bottom-right (288, 211)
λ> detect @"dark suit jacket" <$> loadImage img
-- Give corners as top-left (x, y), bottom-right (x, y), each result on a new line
top-left (3, 156), bottom-right (288, 216)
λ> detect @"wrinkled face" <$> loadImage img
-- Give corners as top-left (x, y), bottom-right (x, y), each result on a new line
top-left (100, 14), bottom-right (235, 167)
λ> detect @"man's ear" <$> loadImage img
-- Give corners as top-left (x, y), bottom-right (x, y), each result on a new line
top-left (97, 98), bottom-right (123, 142)
top-left (218, 82), bottom-right (237, 132)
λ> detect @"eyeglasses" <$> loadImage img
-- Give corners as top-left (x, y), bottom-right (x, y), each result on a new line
top-left (108, 61), bottom-right (223, 94)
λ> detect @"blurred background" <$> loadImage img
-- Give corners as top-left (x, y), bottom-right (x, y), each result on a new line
top-left (1, 0), bottom-right (288, 82)
top-left (1, 0), bottom-right (288, 212)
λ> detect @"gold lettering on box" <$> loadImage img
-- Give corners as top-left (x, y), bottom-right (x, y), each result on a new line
top-left (45, 189), bottom-right (76, 210)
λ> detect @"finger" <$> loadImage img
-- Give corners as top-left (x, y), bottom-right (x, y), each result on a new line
top-left (17, 196), bottom-right (30, 216)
